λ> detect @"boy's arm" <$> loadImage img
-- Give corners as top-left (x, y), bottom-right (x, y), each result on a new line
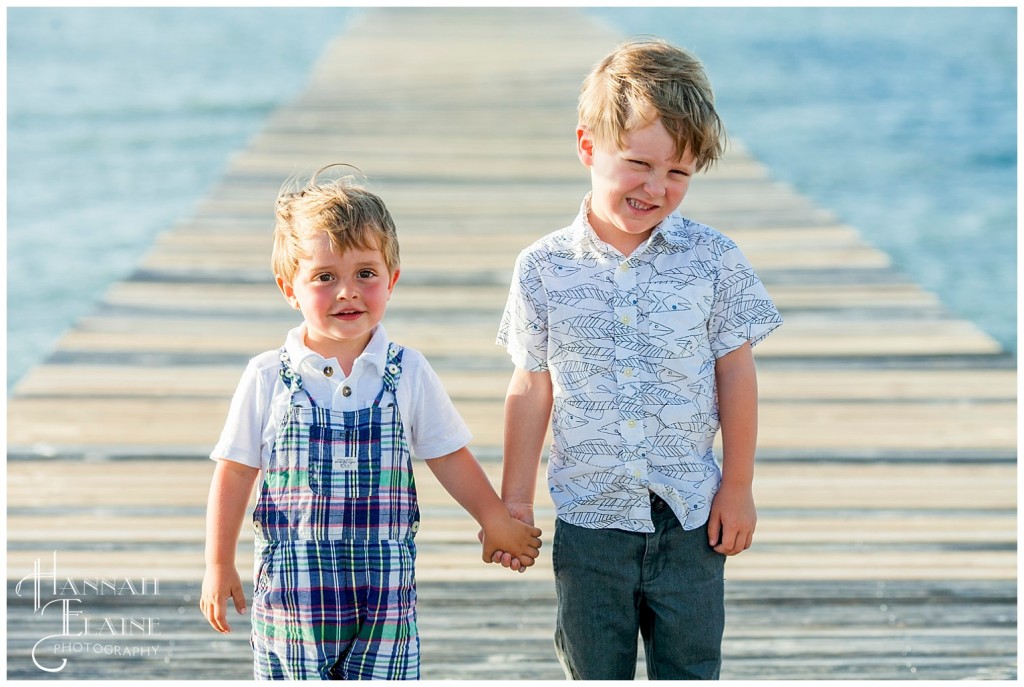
top-left (201, 459), bottom-right (260, 633)
top-left (501, 366), bottom-right (553, 520)
top-left (426, 446), bottom-right (543, 565)
top-left (490, 366), bottom-right (553, 568)
top-left (709, 341), bottom-right (758, 555)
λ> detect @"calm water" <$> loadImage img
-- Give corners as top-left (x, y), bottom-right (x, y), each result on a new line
top-left (593, 7), bottom-right (1017, 354)
top-left (5, 8), bottom-right (1017, 392)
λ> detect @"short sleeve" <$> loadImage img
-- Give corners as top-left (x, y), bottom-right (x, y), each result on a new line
top-left (397, 352), bottom-right (473, 460)
top-left (707, 239), bottom-right (783, 358)
top-left (210, 357), bottom-right (268, 469)
top-left (496, 249), bottom-right (549, 371)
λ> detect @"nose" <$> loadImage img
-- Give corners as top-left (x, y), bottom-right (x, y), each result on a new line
top-left (643, 173), bottom-right (666, 198)
top-left (334, 277), bottom-right (359, 299)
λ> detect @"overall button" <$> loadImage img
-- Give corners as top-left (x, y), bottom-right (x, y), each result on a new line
top-left (411, 521), bottom-right (420, 533)
top-left (342, 386), bottom-right (352, 397)
top-left (323, 366), bottom-right (334, 377)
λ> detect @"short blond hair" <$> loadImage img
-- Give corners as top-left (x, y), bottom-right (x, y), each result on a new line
top-left (578, 37), bottom-right (725, 172)
top-left (272, 164), bottom-right (399, 284)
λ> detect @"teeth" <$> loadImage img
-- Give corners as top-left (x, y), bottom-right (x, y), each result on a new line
top-left (628, 199), bottom-right (655, 211)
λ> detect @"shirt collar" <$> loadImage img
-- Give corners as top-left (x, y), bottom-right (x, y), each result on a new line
top-left (284, 323), bottom-right (389, 377)
top-left (569, 193), bottom-right (693, 255)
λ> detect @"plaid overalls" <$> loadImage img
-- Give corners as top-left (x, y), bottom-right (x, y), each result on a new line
top-left (250, 344), bottom-right (420, 679)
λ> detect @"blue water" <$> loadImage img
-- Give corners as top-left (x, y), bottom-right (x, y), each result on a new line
top-left (6, 8), bottom-right (1017, 392)
top-left (592, 7), bottom-right (1017, 355)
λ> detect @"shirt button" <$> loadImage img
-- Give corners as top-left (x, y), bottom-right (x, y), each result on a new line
top-left (627, 420), bottom-right (637, 428)
top-left (621, 315), bottom-right (632, 325)
top-left (623, 368), bottom-right (634, 378)
top-left (342, 386), bottom-right (352, 397)
top-left (323, 366), bottom-right (334, 377)
top-left (619, 263), bottom-right (629, 271)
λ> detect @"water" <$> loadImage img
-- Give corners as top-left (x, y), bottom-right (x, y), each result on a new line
top-left (5, 8), bottom-right (1017, 393)
top-left (592, 7), bottom-right (1017, 354)
top-left (5, 8), bottom-right (352, 391)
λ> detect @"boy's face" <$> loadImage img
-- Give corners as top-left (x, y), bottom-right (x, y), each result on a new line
top-left (276, 232), bottom-right (399, 361)
top-left (577, 118), bottom-right (696, 255)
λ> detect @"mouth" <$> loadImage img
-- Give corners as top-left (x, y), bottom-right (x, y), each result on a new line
top-left (627, 198), bottom-right (658, 212)
top-left (331, 309), bottom-right (365, 320)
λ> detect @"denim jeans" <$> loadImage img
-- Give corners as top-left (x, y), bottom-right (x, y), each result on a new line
top-left (552, 494), bottom-right (726, 680)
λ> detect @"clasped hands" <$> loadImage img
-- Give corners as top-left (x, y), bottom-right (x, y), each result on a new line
top-left (479, 503), bottom-right (539, 573)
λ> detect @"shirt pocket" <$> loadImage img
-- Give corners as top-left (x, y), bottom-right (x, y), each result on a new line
top-left (307, 418), bottom-right (380, 499)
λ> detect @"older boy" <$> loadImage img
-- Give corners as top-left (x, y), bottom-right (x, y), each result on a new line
top-left (495, 39), bottom-right (782, 679)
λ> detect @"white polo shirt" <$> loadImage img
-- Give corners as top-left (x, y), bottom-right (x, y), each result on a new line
top-left (497, 195), bottom-right (782, 533)
top-left (212, 324), bottom-right (472, 469)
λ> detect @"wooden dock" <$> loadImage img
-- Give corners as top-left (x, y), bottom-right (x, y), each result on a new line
top-left (6, 8), bottom-right (1016, 680)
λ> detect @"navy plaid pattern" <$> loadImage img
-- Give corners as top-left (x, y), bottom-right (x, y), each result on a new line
top-left (251, 345), bottom-right (421, 679)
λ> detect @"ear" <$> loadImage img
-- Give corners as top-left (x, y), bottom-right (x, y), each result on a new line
top-left (576, 126), bottom-right (596, 167)
top-left (276, 275), bottom-right (300, 309)
top-left (386, 269), bottom-right (401, 298)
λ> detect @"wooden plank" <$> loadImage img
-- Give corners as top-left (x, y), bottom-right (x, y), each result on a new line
top-left (4, 6), bottom-right (1015, 681)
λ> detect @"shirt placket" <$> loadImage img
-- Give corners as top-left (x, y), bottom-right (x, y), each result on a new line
top-left (612, 257), bottom-right (649, 492)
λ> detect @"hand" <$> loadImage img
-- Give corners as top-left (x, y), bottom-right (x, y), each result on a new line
top-left (482, 503), bottom-right (536, 573)
top-left (707, 481), bottom-right (756, 555)
top-left (200, 563), bottom-right (248, 633)
top-left (479, 505), bottom-right (541, 570)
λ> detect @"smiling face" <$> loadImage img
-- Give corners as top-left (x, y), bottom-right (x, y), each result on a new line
top-left (276, 231), bottom-right (399, 362)
top-left (578, 118), bottom-right (697, 256)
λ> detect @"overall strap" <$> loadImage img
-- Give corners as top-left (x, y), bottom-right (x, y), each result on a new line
top-left (277, 348), bottom-right (318, 409)
top-left (373, 343), bottom-right (405, 407)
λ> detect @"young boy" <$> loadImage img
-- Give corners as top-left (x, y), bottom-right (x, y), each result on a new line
top-left (495, 39), bottom-right (782, 679)
top-left (200, 165), bottom-right (542, 680)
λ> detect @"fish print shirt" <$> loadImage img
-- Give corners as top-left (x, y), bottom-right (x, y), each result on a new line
top-left (497, 195), bottom-right (783, 533)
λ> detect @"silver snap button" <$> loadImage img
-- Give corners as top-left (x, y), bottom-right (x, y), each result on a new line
top-left (323, 366), bottom-right (334, 377)
top-left (342, 386), bottom-right (352, 397)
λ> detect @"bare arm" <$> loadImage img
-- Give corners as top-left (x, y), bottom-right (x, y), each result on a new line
top-left (426, 446), bottom-right (542, 565)
top-left (487, 367), bottom-right (553, 569)
top-left (201, 459), bottom-right (259, 633)
top-left (709, 341), bottom-right (759, 555)
top-left (502, 366), bottom-right (553, 515)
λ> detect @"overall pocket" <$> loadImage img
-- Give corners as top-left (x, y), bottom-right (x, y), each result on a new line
top-left (307, 413), bottom-right (380, 499)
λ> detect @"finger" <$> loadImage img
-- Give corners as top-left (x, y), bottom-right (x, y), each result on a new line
top-left (477, 529), bottom-right (485, 544)
top-left (531, 536), bottom-right (543, 549)
top-left (509, 557), bottom-right (521, 571)
top-left (232, 587), bottom-right (248, 616)
top-left (516, 554), bottom-right (536, 567)
top-left (207, 597), bottom-right (229, 634)
top-left (714, 528), bottom-right (740, 556)
top-left (490, 550), bottom-right (505, 564)
top-left (529, 526), bottom-right (542, 538)
top-left (707, 515), bottom-right (721, 548)
top-left (501, 552), bottom-right (513, 568)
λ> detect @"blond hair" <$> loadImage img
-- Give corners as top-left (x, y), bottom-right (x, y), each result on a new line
top-left (578, 37), bottom-right (725, 172)
top-left (272, 164), bottom-right (399, 284)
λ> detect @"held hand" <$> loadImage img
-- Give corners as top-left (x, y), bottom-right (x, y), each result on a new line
top-left (485, 503), bottom-right (536, 573)
top-left (480, 509), bottom-right (541, 570)
top-left (708, 482), bottom-right (757, 556)
top-left (200, 564), bottom-right (248, 633)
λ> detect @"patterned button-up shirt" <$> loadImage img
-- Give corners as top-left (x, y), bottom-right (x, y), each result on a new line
top-left (497, 195), bottom-right (783, 533)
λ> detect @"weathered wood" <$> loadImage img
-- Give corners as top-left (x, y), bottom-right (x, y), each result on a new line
top-left (5, 7), bottom-right (1015, 681)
